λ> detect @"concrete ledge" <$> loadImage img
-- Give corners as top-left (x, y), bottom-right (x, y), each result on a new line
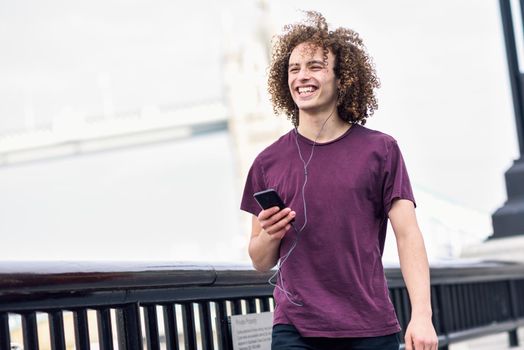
top-left (461, 235), bottom-right (524, 263)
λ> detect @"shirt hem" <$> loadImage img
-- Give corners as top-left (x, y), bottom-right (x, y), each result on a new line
top-left (290, 323), bottom-right (401, 338)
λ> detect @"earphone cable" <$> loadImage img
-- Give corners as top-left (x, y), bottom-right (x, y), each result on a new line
top-left (268, 107), bottom-right (337, 307)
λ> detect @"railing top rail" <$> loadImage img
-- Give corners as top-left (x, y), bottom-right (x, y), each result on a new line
top-left (0, 260), bottom-right (523, 296)
top-left (0, 261), bottom-right (280, 296)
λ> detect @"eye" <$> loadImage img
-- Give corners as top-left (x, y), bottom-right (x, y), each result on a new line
top-left (289, 67), bottom-right (299, 73)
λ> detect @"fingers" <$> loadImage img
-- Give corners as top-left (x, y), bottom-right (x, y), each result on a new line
top-left (258, 206), bottom-right (282, 221)
top-left (407, 336), bottom-right (438, 350)
top-left (404, 333), bottom-right (413, 350)
top-left (258, 207), bottom-right (296, 239)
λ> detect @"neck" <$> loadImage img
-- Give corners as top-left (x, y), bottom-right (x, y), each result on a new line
top-left (296, 108), bottom-right (351, 143)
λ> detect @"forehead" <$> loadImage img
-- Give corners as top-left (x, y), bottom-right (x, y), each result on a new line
top-left (288, 42), bottom-right (334, 64)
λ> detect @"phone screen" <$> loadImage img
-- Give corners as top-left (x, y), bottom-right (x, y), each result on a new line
top-left (253, 189), bottom-right (286, 210)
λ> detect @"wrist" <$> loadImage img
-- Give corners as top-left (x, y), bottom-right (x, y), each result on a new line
top-left (411, 308), bottom-right (432, 319)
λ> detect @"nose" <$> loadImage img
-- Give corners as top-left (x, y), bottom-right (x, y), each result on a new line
top-left (297, 67), bottom-right (311, 81)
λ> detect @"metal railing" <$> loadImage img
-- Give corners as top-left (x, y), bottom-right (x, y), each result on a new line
top-left (0, 261), bottom-right (523, 349)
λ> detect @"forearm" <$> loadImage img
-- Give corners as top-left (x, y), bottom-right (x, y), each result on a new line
top-left (397, 229), bottom-right (432, 317)
top-left (247, 209), bottom-right (295, 272)
top-left (248, 230), bottom-right (281, 272)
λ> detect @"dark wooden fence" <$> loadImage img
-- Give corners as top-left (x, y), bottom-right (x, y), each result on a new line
top-left (0, 261), bottom-right (523, 349)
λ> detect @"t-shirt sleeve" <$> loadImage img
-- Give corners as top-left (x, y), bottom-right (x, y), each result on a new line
top-left (382, 140), bottom-right (416, 217)
top-left (240, 156), bottom-right (266, 216)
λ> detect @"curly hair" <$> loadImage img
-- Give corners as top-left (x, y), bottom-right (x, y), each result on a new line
top-left (267, 11), bottom-right (380, 126)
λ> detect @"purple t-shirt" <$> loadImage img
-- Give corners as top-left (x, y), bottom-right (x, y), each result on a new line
top-left (240, 123), bottom-right (416, 337)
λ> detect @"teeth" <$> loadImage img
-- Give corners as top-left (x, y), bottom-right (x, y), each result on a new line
top-left (298, 86), bottom-right (315, 94)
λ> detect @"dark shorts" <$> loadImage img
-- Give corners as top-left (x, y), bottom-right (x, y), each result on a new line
top-left (272, 324), bottom-right (401, 350)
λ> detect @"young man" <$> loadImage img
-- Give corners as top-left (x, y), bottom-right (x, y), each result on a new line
top-left (240, 11), bottom-right (438, 350)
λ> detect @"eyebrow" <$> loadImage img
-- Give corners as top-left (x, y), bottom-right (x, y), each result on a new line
top-left (288, 60), bottom-right (327, 68)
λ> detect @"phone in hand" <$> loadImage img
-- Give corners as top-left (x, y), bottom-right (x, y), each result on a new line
top-left (253, 189), bottom-right (294, 222)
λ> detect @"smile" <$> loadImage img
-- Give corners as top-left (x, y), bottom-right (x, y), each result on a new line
top-left (297, 86), bottom-right (317, 95)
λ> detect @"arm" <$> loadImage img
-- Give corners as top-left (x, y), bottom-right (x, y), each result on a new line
top-left (389, 199), bottom-right (438, 350)
top-left (248, 207), bottom-right (296, 272)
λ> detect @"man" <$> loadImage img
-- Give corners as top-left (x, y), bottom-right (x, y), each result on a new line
top-left (240, 11), bottom-right (438, 350)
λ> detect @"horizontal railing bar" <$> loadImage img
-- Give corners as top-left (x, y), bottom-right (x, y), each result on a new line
top-left (0, 262), bottom-right (219, 293)
top-left (0, 285), bottom-right (274, 313)
top-left (1, 262), bottom-right (524, 296)
top-left (386, 263), bottom-right (524, 287)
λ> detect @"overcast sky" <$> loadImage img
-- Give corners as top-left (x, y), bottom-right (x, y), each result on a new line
top-left (0, 0), bottom-right (226, 132)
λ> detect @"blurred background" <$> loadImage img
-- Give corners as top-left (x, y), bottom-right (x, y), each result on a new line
top-left (0, 0), bottom-right (518, 264)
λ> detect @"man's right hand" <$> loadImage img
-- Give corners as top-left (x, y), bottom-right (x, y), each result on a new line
top-left (248, 207), bottom-right (296, 271)
top-left (258, 206), bottom-right (296, 240)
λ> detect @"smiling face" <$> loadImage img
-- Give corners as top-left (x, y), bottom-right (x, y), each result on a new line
top-left (288, 42), bottom-right (339, 117)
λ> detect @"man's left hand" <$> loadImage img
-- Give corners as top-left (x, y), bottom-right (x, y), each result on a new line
top-left (404, 315), bottom-right (438, 350)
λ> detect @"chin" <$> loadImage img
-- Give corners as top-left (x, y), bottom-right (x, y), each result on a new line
top-left (295, 101), bottom-right (317, 110)
top-left (297, 104), bottom-right (322, 113)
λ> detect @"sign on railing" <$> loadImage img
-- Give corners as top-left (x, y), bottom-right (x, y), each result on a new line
top-left (230, 312), bottom-right (273, 350)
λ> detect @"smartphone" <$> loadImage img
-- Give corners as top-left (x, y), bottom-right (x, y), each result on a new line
top-left (254, 189), bottom-right (295, 223)
top-left (253, 188), bottom-right (291, 214)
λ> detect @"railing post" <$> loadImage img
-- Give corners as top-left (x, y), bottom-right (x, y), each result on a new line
top-left (144, 305), bottom-right (160, 350)
top-left (198, 302), bottom-right (214, 349)
top-left (73, 309), bottom-right (91, 350)
top-left (508, 280), bottom-right (520, 347)
top-left (162, 304), bottom-right (179, 350)
top-left (0, 313), bottom-right (10, 350)
top-left (261, 298), bottom-right (271, 312)
top-left (433, 285), bottom-right (446, 336)
top-left (215, 301), bottom-right (231, 350)
top-left (182, 303), bottom-right (198, 349)
top-left (116, 304), bottom-right (143, 350)
top-left (96, 308), bottom-right (114, 350)
top-left (509, 329), bottom-right (519, 347)
top-left (246, 299), bottom-right (257, 314)
top-left (22, 312), bottom-right (39, 350)
top-left (49, 311), bottom-right (66, 350)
